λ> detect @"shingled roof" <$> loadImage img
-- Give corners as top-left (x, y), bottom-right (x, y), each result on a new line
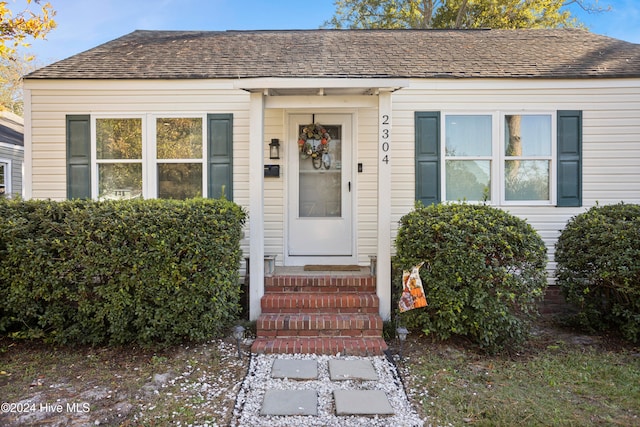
top-left (26, 28), bottom-right (640, 80)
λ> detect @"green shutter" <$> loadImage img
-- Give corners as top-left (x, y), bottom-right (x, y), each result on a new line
top-left (557, 110), bottom-right (582, 207)
top-left (66, 115), bottom-right (91, 199)
top-left (207, 114), bottom-right (233, 199)
top-left (415, 112), bottom-right (441, 205)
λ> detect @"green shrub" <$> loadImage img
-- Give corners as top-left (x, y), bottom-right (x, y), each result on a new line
top-left (0, 198), bottom-right (246, 345)
top-left (395, 202), bottom-right (548, 353)
top-left (555, 203), bottom-right (640, 342)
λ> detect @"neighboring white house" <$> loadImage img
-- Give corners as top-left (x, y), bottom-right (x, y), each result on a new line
top-left (23, 29), bottom-right (640, 320)
top-left (0, 111), bottom-right (24, 198)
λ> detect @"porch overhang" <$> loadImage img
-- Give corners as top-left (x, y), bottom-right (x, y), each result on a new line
top-left (235, 77), bottom-right (409, 96)
top-left (246, 79), bottom-right (406, 321)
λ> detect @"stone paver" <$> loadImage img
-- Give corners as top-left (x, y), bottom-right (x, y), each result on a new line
top-left (334, 389), bottom-right (394, 415)
top-left (261, 389), bottom-right (318, 416)
top-left (271, 358), bottom-right (318, 380)
top-left (328, 359), bottom-right (378, 381)
top-left (259, 357), bottom-right (397, 419)
top-left (234, 355), bottom-right (424, 426)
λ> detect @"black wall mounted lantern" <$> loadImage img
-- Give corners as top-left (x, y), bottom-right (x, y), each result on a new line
top-left (269, 138), bottom-right (280, 159)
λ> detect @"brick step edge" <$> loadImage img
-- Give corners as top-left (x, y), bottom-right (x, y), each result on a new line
top-left (265, 285), bottom-right (376, 293)
top-left (256, 313), bottom-right (384, 331)
top-left (264, 276), bottom-right (376, 293)
top-left (257, 329), bottom-right (384, 338)
top-left (261, 294), bottom-right (379, 313)
top-left (251, 337), bottom-right (388, 356)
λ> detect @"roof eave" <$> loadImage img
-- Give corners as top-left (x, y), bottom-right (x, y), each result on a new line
top-left (233, 77), bottom-right (410, 93)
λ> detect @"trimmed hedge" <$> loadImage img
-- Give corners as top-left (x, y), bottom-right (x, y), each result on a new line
top-left (555, 203), bottom-right (640, 342)
top-left (395, 203), bottom-right (548, 353)
top-left (0, 198), bottom-right (246, 345)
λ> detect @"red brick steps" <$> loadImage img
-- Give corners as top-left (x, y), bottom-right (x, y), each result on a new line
top-left (251, 271), bottom-right (388, 356)
top-left (261, 294), bottom-right (379, 313)
top-left (256, 313), bottom-right (383, 336)
top-left (264, 275), bottom-right (376, 293)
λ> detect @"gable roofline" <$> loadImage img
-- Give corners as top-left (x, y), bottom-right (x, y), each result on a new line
top-left (25, 28), bottom-right (640, 81)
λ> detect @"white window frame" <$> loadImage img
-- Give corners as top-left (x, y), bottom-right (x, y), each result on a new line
top-left (92, 114), bottom-right (146, 199)
top-left (441, 111), bottom-right (556, 206)
top-left (442, 112), bottom-right (498, 204)
top-left (148, 114), bottom-right (208, 200)
top-left (0, 158), bottom-right (11, 197)
top-left (499, 111), bottom-right (556, 206)
top-left (91, 114), bottom-right (208, 200)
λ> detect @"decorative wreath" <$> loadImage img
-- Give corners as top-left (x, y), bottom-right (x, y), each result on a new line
top-left (298, 123), bottom-right (331, 164)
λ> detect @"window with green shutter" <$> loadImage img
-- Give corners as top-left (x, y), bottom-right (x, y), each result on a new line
top-left (66, 113), bottom-right (233, 200)
top-left (415, 110), bottom-right (582, 207)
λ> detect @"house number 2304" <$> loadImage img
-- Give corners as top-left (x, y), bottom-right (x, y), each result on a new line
top-left (381, 115), bottom-right (390, 164)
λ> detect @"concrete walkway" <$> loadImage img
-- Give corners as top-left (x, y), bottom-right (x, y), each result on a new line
top-left (231, 354), bottom-right (424, 426)
top-left (262, 359), bottom-right (394, 416)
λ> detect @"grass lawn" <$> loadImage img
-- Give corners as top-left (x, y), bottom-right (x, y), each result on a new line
top-left (397, 321), bottom-right (640, 426)
top-left (1, 319), bottom-right (638, 426)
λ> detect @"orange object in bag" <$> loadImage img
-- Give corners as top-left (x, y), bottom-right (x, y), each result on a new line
top-left (399, 262), bottom-right (428, 313)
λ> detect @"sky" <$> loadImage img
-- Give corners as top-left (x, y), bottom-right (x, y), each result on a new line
top-left (18, 0), bottom-right (640, 66)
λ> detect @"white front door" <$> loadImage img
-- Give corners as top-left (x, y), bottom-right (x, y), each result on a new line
top-left (288, 113), bottom-right (353, 259)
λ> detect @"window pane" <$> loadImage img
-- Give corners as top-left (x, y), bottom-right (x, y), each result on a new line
top-left (505, 160), bottom-right (549, 201)
top-left (98, 163), bottom-right (142, 199)
top-left (96, 118), bottom-right (142, 159)
top-left (446, 160), bottom-right (491, 201)
top-left (445, 115), bottom-right (492, 156)
top-left (505, 115), bottom-right (551, 156)
top-left (158, 163), bottom-right (202, 200)
top-left (157, 118), bottom-right (203, 159)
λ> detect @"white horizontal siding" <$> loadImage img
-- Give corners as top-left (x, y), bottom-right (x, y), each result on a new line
top-left (390, 79), bottom-right (640, 278)
top-left (27, 83), bottom-right (252, 203)
top-left (356, 108), bottom-right (379, 265)
top-left (27, 77), bottom-right (640, 278)
top-left (263, 109), bottom-right (285, 263)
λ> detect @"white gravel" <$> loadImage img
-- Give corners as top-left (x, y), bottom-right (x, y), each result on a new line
top-left (230, 353), bottom-right (426, 427)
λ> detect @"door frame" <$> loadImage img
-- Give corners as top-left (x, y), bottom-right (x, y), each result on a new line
top-left (284, 110), bottom-right (358, 266)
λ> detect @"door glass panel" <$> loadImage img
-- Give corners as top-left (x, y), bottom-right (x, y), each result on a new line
top-left (299, 125), bottom-right (341, 217)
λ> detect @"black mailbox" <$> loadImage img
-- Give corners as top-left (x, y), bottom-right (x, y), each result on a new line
top-left (264, 164), bottom-right (280, 178)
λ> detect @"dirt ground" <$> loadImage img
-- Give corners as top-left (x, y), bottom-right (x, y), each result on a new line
top-left (0, 319), bottom-right (637, 426)
top-left (0, 337), bottom-right (248, 426)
